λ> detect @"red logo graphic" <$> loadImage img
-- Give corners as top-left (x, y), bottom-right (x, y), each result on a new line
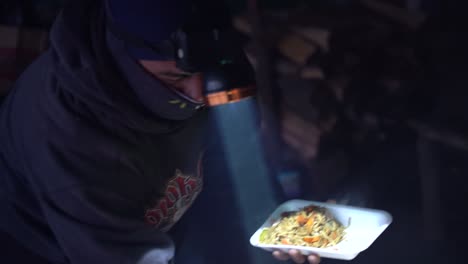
top-left (144, 169), bottom-right (202, 231)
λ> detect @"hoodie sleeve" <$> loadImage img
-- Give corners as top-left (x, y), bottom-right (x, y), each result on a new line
top-left (40, 186), bottom-right (175, 264)
top-left (5, 54), bottom-right (178, 263)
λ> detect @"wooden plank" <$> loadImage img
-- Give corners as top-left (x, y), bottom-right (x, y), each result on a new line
top-left (360, 0), bottom-right (427, 29)
top-left (278, 34), bottom-right (318, 65)
top-left (233, 15), bottom-right (252, 36)
top-left (280, 108), bottom-right (321, 161)
top-left (408, 120), bottom-right (468, 151)
top-left (300, 66), bottom-right (325, 79)
top-left (292, 27), bottom-right (331, 52)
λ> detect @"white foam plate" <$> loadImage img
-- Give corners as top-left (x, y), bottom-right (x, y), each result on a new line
top-left (249, 199), bottom-right (392, 260)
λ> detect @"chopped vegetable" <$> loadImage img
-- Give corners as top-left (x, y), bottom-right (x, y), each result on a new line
top-left (296, 215), bottom-right (308, 225)
top-left (304, 205), bottom-right (317, 213)
top-left (281, 211), bottom-right (294, 218)
top-left (259, 205), bottom-right (346, 248)
top-left (259, 228), bottom-right (269, 242)
top-left (306, 217), bottom-right (314, 232)
top-left (303, 236), bottom-right (320, 243)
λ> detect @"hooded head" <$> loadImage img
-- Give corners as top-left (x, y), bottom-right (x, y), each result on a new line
top-left (107, 0), bottom-right (191, 60)
top-left (105, 0), bottom-right (254, 106)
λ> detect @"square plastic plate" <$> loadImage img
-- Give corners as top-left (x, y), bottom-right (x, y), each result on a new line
top-left (250, 199), bottom-right (392, 260)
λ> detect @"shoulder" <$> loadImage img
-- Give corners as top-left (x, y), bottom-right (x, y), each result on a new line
top-left (5, 76), bottom-right (148, 197)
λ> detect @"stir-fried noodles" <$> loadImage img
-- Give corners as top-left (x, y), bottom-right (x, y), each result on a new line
top-left (259, 205), bottom-right (346, 248)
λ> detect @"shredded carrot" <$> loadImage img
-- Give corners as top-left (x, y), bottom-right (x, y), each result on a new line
top-left (303, 236), bottom-right (320, 243)
top-left (296, 215), bottom-right (308, 225)
top-left (322, 240), bottom-right (329, 247)
top-left (261, 205), bottom-right (346, 248)
top-left (306, 217), bottom-right (314, 231)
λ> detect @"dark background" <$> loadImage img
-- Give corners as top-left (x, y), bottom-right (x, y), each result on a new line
top-left (1, 0), bottom-right (467, 263)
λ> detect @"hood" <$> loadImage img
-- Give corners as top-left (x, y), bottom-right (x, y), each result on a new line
top-left (48, 0), bottom-right (204, 133)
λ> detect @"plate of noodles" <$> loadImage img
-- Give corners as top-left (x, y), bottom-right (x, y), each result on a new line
top-left (250, 200), bottom-right (392, 260)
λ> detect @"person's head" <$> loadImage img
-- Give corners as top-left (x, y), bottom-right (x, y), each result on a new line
top-left (107, 0), bottom-right (255, 106)
top-left (107, 0), bottom-right (204, 101)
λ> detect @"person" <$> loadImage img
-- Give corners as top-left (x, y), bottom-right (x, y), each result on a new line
top-left (0, 0), bottom-right (320, 263)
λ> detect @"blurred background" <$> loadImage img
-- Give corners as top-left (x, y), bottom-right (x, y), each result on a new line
top-left (1, 0), bottom-right (467, 263)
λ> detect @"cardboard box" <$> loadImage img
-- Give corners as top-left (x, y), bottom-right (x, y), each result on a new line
top-left (0, 25), bottom-right (48, 96)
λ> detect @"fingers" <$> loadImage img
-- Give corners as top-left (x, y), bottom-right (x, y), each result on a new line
top-left (289, 249), bottom-right (306, 263)
top-left (273, 250), bottom-right (320, 264)
top-left (308, 254), bottom-right (321, 264)
top-left (272, 251), bottom-right (290, 261)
